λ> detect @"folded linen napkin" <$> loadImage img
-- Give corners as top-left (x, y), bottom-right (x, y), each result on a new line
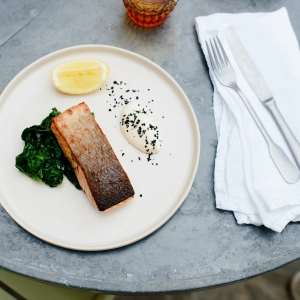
top-left (195, 7), bottom-right (300, 232)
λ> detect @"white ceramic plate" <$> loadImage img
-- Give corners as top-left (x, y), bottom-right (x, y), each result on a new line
top-left (0, 45), bottom-right (200, 251)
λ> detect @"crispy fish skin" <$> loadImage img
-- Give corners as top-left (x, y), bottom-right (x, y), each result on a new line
top-left (51, 102), bottom-right (134, 211)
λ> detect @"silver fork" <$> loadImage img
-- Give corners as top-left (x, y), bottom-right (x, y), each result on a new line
top-left (206, 36), bottom-right (300, 184)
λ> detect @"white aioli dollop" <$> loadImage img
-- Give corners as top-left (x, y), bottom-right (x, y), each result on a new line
top-left (120, 101), bottom-right (162, 154)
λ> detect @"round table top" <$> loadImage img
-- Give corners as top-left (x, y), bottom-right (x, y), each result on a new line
top-left (1, 0), bottom-right (300, 294)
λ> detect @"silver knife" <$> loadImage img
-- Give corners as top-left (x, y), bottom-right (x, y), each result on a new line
top-left (226, 26), bottom-right (300, 169)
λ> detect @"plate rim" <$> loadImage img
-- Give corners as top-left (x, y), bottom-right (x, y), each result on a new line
top-left (0, 44), bottom-right (201, 251)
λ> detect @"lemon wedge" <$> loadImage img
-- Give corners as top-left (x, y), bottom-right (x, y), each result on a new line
top-left (51, 59), bottom-right (110, 94)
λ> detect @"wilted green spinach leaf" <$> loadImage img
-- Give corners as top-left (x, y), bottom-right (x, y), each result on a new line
top-left (15, 108), bottom-right (81, 189)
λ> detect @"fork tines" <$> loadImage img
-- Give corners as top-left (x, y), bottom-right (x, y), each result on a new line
top-left (206, 37), bottom-right (229, 72)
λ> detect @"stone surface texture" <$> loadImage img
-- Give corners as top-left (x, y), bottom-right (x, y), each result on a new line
top-left (1, 0), bottom-right (300, 294)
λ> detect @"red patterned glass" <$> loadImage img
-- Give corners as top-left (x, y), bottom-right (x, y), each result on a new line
top-left (123, 0), bottom-right (178, 27)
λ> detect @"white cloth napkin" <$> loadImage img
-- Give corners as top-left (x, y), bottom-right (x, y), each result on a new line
top-left (195, 7), bottom-right (300, 232)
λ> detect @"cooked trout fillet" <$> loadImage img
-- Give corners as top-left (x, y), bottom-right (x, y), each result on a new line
top-left (51, 102), bottom-right (134, 211)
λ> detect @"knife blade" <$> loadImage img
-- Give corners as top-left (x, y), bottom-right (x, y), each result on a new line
top-left (226, 26), bottom-right (300, 169)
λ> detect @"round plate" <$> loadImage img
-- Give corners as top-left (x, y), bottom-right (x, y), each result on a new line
top-left (0, 45), bottom-right (200, 250)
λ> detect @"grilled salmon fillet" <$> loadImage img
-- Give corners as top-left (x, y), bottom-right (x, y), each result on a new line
top-left (51, 102), bottom-right (134, 211)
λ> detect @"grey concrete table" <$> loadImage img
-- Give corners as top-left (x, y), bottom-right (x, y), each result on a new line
top-left (1, 0), bottom-right (300, 295)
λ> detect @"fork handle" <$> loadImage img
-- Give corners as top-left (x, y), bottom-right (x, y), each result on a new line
top-left (234, 85), bottom-right (300, 184)
top-left (264, 99), bottom-right (300, 168)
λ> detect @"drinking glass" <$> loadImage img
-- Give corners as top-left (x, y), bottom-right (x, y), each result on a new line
top-left (123, 0), bottom-right (178, 27)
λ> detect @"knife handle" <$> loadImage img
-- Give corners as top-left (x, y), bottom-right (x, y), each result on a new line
top-left (264, 99), bottom-right (300, 168)
top-left (234, 85), bottom-right (300, 184)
